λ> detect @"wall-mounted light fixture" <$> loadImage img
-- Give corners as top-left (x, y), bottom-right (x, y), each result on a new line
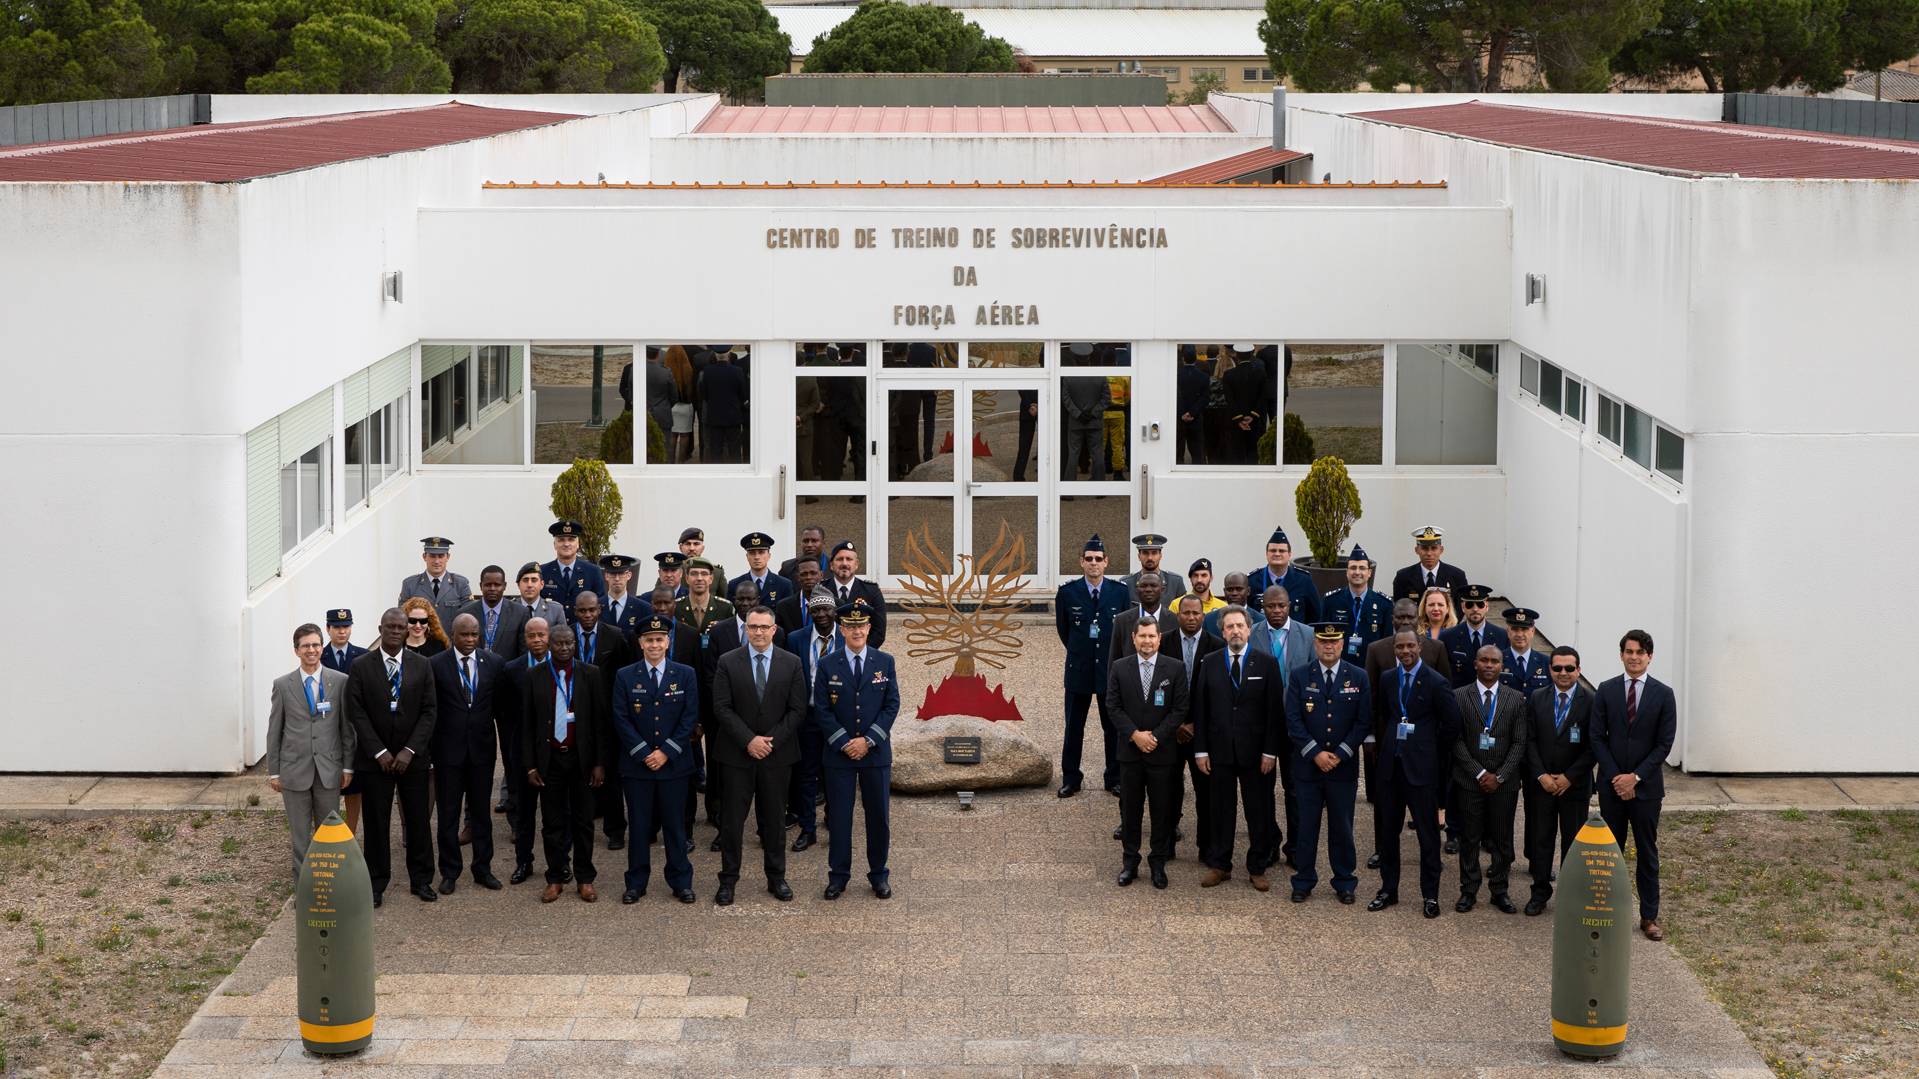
top-left (1525, 272), bottom-right (1547, 306)
top-left (382, 270), bottom-right (404, 303)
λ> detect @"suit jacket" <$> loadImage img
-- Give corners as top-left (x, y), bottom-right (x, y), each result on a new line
top-left (601, 592), bottom-right (654, 641)
top-left (1365, 636), bottom-right (1451, 738)
top-left (497, 653), bottom-right (553, 764)
top-left (710, 647), bottom-right (808, 769)
top-left (813, 647), bottom-right (900, 770)
top-left (575, 621), bottom-right (632, 681)
top-left (702, 619), bottom-right (747, 680)
top-left (540, 559), bottom-right (607, 619)
top-left (699, 360), bottom-right (749, 426)
top-left (608, 658), bottom-right (699, 781)
top-left (1589, 675), bottom-right (1676, 800)
top-left (1502, 647), bottom-right (1553, 699)
top-left (773, 592), bottom-right (813, 637)
top-left (1284, 660), bottom-right (1371, 782)
top-left (821, 577), bottom-right (887, 648)
top-left (727, 570), bottom-right (794, 611)
top-left (1061, 377), bottom-right (1108, 427)
top-left (1390, 561), bottom-right (1469, 606)
top-left (1246, 564), bottom-right (1321, 624)
top-left (1247, 618), bottom-right (1315, 692)
top-left (1320, 587), bottom-right (1395, 665)
top-left (267, 667), bottom-right (354, 790)
top-left (520, 660), bottom-right (607, 779)
top-left (459, 598), bottom-right (528, 661)
top-left (319, 642), bottom-right (367, 674)
top-left (778, 555), bottom-right (827, 583)
top-left (1168, 630), bottom-right (1223, 696)
top-left (787, 625), bottom-right (844, 694)
top-left (1525, 684), bottom-right (1595, 787)
top-left (1055, 576), bottom-right (1131, 695)
top-left (1192, 647), bottom-right (1286, 771)
top-left (344, 648), bottom-right (437, 772)
top-left (398, 571), bottom-right (472, 630)
top-left (1439, 621), bottom-right (1512, 687)
top-left (1452, 681), bottom-right (1530, 789)
top-left (1373, 662), bottom-right (1460, 788)
top-left (428, 648), bottom-right (503, 768)
top-left (1108, 606), bottom-right (1179, 665)
top-left (1105, 654), bottom-right (1189, 766)
top-left (1176, 361), bottom-right (1209, 418)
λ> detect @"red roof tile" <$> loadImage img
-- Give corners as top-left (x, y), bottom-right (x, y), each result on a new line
top-left (1147, 145), bottom-right (1306, 184)
top-left (1351, 100), bottom-right (1919, 179)
top-left (695, 104), bottom-right (1234, 135)
top-left (0, 103), bottom-right (574, 183)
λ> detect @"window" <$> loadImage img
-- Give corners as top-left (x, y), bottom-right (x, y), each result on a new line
top-left (1060, 375), bottom-right (1131, 480)
top-left (1461, 343), bottom-right (1498, 375)
top-left (1520, 353), bottom-right (1540, 395)
top-left (1597, 394), bottom-right (1622, 445)
top-left (532, 343), bottom-right (633, 465)
top-left (1593, 390), bottom-right (1684, 485)
top-left (477, 344), bottom-right (510, 410)
top-left (1145, 66), bottom-right (1181, 82)
top-left (344, 398), bottom-right (401, 506)
top-left (796, 342), bottom-right (866, 480)
top-left (421, 344), bottom-right (468, 453)
top-left (614, 344), bottom-right (750, 465)
top-left (1539, 361), bottom-right (1563, 414)
top-left (1622, 404), bottom-right (1653, 468)
top-left (1242, 67), bottom-right (1274, 82)
top-left (881, 342), bottom-right (957, 369)
top-left (419, 342), bottom-right (524, 465)
top-left (1655, 426), bottom-right (1685, 482)
top-left (1059, 342), bottom-right (1129, 367)
top-left (1173, 343), bottom-right (1281, 466)
top-left (246, 387), bottom-right (335, 588)
top-left (280, 443), bottom-right (330, 554)
top-left (1394, 343), bottom-right (1496, 465)
top-left (1192, 67), bottom-right (1225, 80)
top-left (1520, 350), bottom-right (1587, 426)
top-left (969, 342), bottom-right (1043, 368)
top-left (1288, 343), bottom-right (1383, 465)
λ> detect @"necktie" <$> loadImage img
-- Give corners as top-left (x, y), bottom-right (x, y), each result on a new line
top-left (1089, 587), bottom-right (1098, 606)
top-left (386, 655), bottom-right (398, 678)
top-left (486, 604), bottom-right (498, 638)
top-left (563, 566), bottom-right (572, 588)
top-left (1141, 660), bottom-right (1153, 697)
top-left (1472, 629), bottom-right (1481, 650)
top-left (1626, 679), bottom-right (1638, 726)
top-left (304, 675), bottom-right (317, 714)
top-left (839, 585), bottom-right (850, 604)
top-left (461, 655), bottom-right (473, 703)
top-left (431, 577), bottom-right (440, 598)
top-left (852, 654), bottom-right (863, 687)
top-left (1229, 651), bottom-right (1241, 688)
top-left (334, 649), bottom-right (345, 667)
top-left (649, 666), bottom-right (661, 693)
top-left (1484, 687), bottom-right (1495, 725)
top-left (1426, 571), bottom-right (1435, 589)
top-left (754, 652), bottom-right (767, 700)
top-left (1184, 638), bottom-right (1194, 669)
top-left (1556, 691), bottom-right (1570, 733)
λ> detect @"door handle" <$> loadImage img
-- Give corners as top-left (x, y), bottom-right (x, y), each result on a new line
top-left (1139, 464), bottom-right (1150, 519)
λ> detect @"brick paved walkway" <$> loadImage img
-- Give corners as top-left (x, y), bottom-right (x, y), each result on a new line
top-left (143, 622), bottom-right (1777, 1076)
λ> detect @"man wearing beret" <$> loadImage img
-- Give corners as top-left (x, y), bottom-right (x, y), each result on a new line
top-left (1055, 535), bottom-right (1132, 798)
top-left (823, 541), bottom-right (887, 648)
top-left (1175, 558), bottom-right (1226, 616)
top-left (398, 537), bottom-right (471, 631)
top-left (541, 519), bottom-right (606, 620)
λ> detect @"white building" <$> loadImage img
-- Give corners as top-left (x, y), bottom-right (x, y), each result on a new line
top-left (2, 90), bottom-right (1914, 776)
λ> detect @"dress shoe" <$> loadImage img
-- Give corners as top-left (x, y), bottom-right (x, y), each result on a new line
top-left (1199, 869), bottom-right (1229, 888)
top-left (622, 889), bottom-right (642, 904)
top-left (1455, 894), bottom-right (1476, 913)
top-left (791, 833), bottom-right (815, 853)
top-left (1366, 892), bottom-right (1398, 912)
top-left (473, 869), bottom-right (503, 891)
top-left (509, 863), bottom-right (532, 885)
top-left (768, 880), bottom-right (794, 902)
top-left (407, 884), bottom-right (435, 902)
top-left (709, 837), bottom-right (722, 852)
top-left (784, 812), bottom-right (800, 828)
top-left (606, 836), bottom-right (626, 851)
top-left (1150, 866), bottom-right (1168, 889)
top-left (560, 867), bottom-right (574, 885)
top-left (1640, 918), bottom-right (1665, 942)
top-left (494, 800), bottom-right (510, 814)
top-left (540, 882), bottom-right (563, 903)
top-left (1337, 891), bottom-right (1355, 905)
top-left (674, 888), bottom-right (697, 904)
top-left (1423, 899), bottom-right (1441, 918)
top-left (1366, 852), bottom-right (1381, 870)
top-left (823, 883), bottom-right (844, 900)
top-left (715, 884), bottom-right (735, 906)
top-left (1289, 890), bottom-right (1310, 903)
top-left (1117, 866), bottom-right (1138, 887)
top-left (1443, 837), bottom-right (1459, 855)
top-left (1105, 784), bottom-right (1122, 797)
top-left (1524, 897), bottom-right (1547, 917)
top-left (1112, 827), bottom-right (1122, 841)
top-left (1057, 784), bottom-right (1080, 798)
top-left (437, 877), bottom-right (457, 895)
top-left (872, 882), bottom-right (893, 899)
top-left (372, 892), bottom-right (384, 909)
top-left (1490, 893), bottom-right (1517, 914)
top-left (577, 882), bottom-right (598, 903)
top-left (458, 826), bottom-right (472, 846)
top-left (684, 839), bottom-right (696, 854)
top-left (1249, 873), bottom-right (1270, 893)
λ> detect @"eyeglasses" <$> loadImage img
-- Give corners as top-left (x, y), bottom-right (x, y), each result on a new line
top-left (1550, 665), bottom-right (1578, 673)
top-left (406, 617), bottom-right (430, 626)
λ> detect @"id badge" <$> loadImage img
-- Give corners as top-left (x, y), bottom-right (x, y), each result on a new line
top-left (1089, 621), bottom-right (1101, 640)
top-left (1478, 731), bottom-right (1495, 751)
top-left (1346, 637), bottom-right (1360, 655)
top-left (316, 701), bottom-right (331, 715)
top-left (1153, 688), bottom-right (1165, 707)
top-left (563, 710), bottom-right (575, 724)
top-left (388, 700), bottom-right (398, 712)
top-left (1397, 721), bottom-right (1413, 741)
top-left (701, 631), bottom-right (712, 648)
top-left (1569, 725), bottom-right (1582, 744)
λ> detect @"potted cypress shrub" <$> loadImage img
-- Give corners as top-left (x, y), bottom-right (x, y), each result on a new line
top-left (1294, 454), bottom-right (1362, 593)
top-left (550, 458), bottom-right (624, 560)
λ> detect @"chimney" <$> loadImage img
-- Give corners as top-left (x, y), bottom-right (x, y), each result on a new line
top-left (1273, 86), bottom-right (1287, 149)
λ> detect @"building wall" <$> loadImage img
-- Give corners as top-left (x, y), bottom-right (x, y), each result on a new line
top-left (651, 133), bottom-right (1265, 184)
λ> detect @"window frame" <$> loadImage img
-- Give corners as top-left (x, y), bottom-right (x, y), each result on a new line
top-left (279, 438), bottom-right (332, 559)
top-left (621, 342), bottom-right (757, 476)
top-left (1390, 341), bottom-right (1500, 469)
top-left (1168, 341), bottom-right (1287, 473)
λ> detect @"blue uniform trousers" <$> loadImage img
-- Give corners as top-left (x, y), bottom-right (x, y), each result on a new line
top-left (1060, 690), bottom-right (1117, 790)
top-left (623, 775), bottom-right (692, 894)
top-left (1291, 770), bottom-right (1359, 895)
top-left (789, 725), bottom-right (826, 836)
top-left (823, 766), bottom-right (891, 887)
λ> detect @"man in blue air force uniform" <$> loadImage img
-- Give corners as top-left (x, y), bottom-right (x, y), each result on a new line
top-left (540, 519), bottom-right (606, 621)
top-left (813, 600), bottom-right (900, 900)
top-left (1318, 544), bottom-right (1394, 669)
top-left (1246, 526), bottom-right (1321, 625)
top-left (609, 614), bottom-right (700, 906)
top-left (1054, 534), bottom-right (1133, 798)
top-left (1284, 620), bottom-right (1372, 904)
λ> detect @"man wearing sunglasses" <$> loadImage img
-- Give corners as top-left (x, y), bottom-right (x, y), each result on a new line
top-left (1521, 645), bottom-right (1594, 917)
top-left (1439, 584), bottom-right (1509, 689)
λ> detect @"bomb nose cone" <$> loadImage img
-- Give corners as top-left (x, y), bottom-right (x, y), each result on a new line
top-left (296, 813), bottom-right (376, 1054)
top-left (1550, 812), bottom-right (1630, 1057)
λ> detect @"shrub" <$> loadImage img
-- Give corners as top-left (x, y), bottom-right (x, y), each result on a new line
top-left (1295, 455), bottom-right (1362, 567)
top-left (595, 410), bottom-right (666, 465)
top-left (550, 459), bottom-right (624, 560)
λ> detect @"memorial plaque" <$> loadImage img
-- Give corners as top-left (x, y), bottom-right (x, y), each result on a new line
top-left (942, 735), bottom-right (983, 764)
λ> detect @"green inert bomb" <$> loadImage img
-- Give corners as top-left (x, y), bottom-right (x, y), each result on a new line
top-left (1550, 812), bottom-right (1631, 1058)
top-left (295, 811), bottom-right (376, 1054)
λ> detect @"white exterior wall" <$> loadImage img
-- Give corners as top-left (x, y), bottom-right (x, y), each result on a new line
top-left (650, 134), bottom-right (1265, 184)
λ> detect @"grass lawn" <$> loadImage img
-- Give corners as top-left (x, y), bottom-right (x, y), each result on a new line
top-left (1662, 809), bottom-right (1919, 1078)
top-left (0, 813), bottom-right (292, 1078)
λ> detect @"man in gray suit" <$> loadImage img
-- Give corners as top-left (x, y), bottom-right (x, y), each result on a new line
top-left (268, 623), bottom-right (355, 871)
top-left (1451, 645), bottom-right (1530, 913)
top-left (708, 606), bottom-right (809, 906)
top-left (398, 536), bottom-right (471, 630)
top-left (1249, 586), bottom-right (1313, 868)
top-left (1116, 533), bottom-right (1167, 602)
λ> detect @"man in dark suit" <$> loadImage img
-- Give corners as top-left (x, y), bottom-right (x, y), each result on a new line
top-left (709, 607), bottom-right (808, 905)
top-left (1451, 644), bottom-right (1530, 914)
top-left (1499, 607), bottom-right (1553, 699)
top-left (778, 525), bottom-right (828, 583)
top-left (786, 593), bottom-right (842, 850)
top-left (1363, 599), bottom-right (1450, 867)
top-left (698, 350), bottom-right (749, 462)
top-left (1108, 570), bottom-right (1178, 666)
top-left (428, 614), bottom-right (503, 894)
top-left (320, 608), bottom-right (367, 673)
top-left (775, 559), bottom-right (825, 637)
top-left (609, 615), bottom-right (700, 905)
top-left (1439, 584), bottom-right (1510, 688)
top-left (460, 566), bottom-right (527, 662)
top-left (1175, 346), bottom-right (1209, 464)
top-left (822, 541), bottom-right (886, 648)
top-left (497, 617), bottom-right (554, 885)
top-left (1590, 629), bottom-right (1677, 941)
top-left (729, 532), bottom-right (794, 612)
top-left (1009, 388), bottom-right (1039, 481)
top-left (1284, 622), bottom-right (1371, 904)
top-left (1169, 595), bottom-right (1223, 860)
top-left (1106, 618), bottom-right (1188, 889)
top-left (343, 608), bottom-right (438, 906)
top-left (1055, 535), bottom-right (1132, 798)
top-left (541, 519), bottom-right (606, 621)
top-left (814, 601), bottom-right (900, 899)
top-left (1523, 644), bottom-right (1595, 917)
top-left (573, 591), bottom-right (632, 851)
top-left (1193, 607), bottom-right (1286, 890)
top-left (1390, 525), bottom-right (1469, 607)
top-left (522, 623), bottom-right (606, 904)
top-left (1248, 586), bottom-right (1314, 870)
top-left (1368, 630), bottom-right (1462, 918)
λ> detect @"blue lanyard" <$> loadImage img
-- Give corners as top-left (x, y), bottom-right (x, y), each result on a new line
top-left (552, 665), bottom-right (574, 710)
top-left (457, 655), bottom-right (477, 700)
top-left (1480, 685), bottom-right (1498, 730)
top-left (581, 630), bottom-right (596, 664)
top-left (1398, 664), bottom-right (1416, 720)
top-left (482, 604), bottom-right (499, 649)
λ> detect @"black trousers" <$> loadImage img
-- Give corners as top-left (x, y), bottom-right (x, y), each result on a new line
top-left (537, 748), bottom-right (597, 885)
top-left (1205, 760), bottom-right (1277, 874)
top-left (434, 750), bottom-right (495, 881)
top-left (1119, 758), bottom-right (1179, 868)
top-left (1176, 417), bottom-right (1204, 464)
top-left (1060, 690), bottom-right (1117, 790)
top-left (704, 424), bottom-right (743, 463)
top-left (717, 760), bottom-right (792, 886)
top-left (1453, 780), bottom-right (1519, 898)
top-left (1011, 409), bottom-right (1037, 481)
top-left (503, 737), bottom-right (540, 869)
top-left (1177, 746), bottom-right (1212, 857)
top-left (1273, 744), bottom-right (1299, 867)
top-left (788, 726), bottom-right (825, 836)
top-left (1524, 779), bottom-right (1592, 901)
top-left (1598, 790), bottom-right (1662, 921)
top-left (360, 763), bottom-right (433, 896)
top-left (596, 781), bottom-right (626, 842)
top-left (1375, 774), bottom-right (1441, 900)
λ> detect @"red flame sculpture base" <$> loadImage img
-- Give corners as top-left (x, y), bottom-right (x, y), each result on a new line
top-left (916, 674), bottom-right (1023, 722)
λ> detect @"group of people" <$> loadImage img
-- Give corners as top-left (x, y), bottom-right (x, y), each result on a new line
top-left (265, 524), bottom-right (900, 909)
top-left (616, 345), bottom-right (750, 464)
top-left (1056, 526), bottom-right (1677, 940)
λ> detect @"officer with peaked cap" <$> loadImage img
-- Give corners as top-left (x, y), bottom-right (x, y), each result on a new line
top-left (541, 519), bottom-right (605, 619)
top-left (1246, 526), bottom-right (1320, 624)
top-left (1391, 526), bottom-right (1470, 608)
top-left (399, 537), bottom-right (471, 630)
top-left (813, 598), bottom-right (900, 900)
top-left (598, 554), bottom-right (652, 640)
top-left (1055, 535), bottom-right (1133, 798)
top-left (1117, 532), bottom-right (1167, 602)
top-left (729, 531), bottom-right (794, 610)
top-left (609, 613), bottom-right (700, 905)
top-left (1440, 584), bottom-right (1510, 689)
top-left (320, 609), bottom-right (368, 674)
top-left (1283, 620), bottom-right (1372, 904)
top-left (1319, 544), bottom-right (1393, 667)
top-left (1498, 607), bottom-right (1551, 699)
top-left (653, 551), bottom-right (687, 596)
